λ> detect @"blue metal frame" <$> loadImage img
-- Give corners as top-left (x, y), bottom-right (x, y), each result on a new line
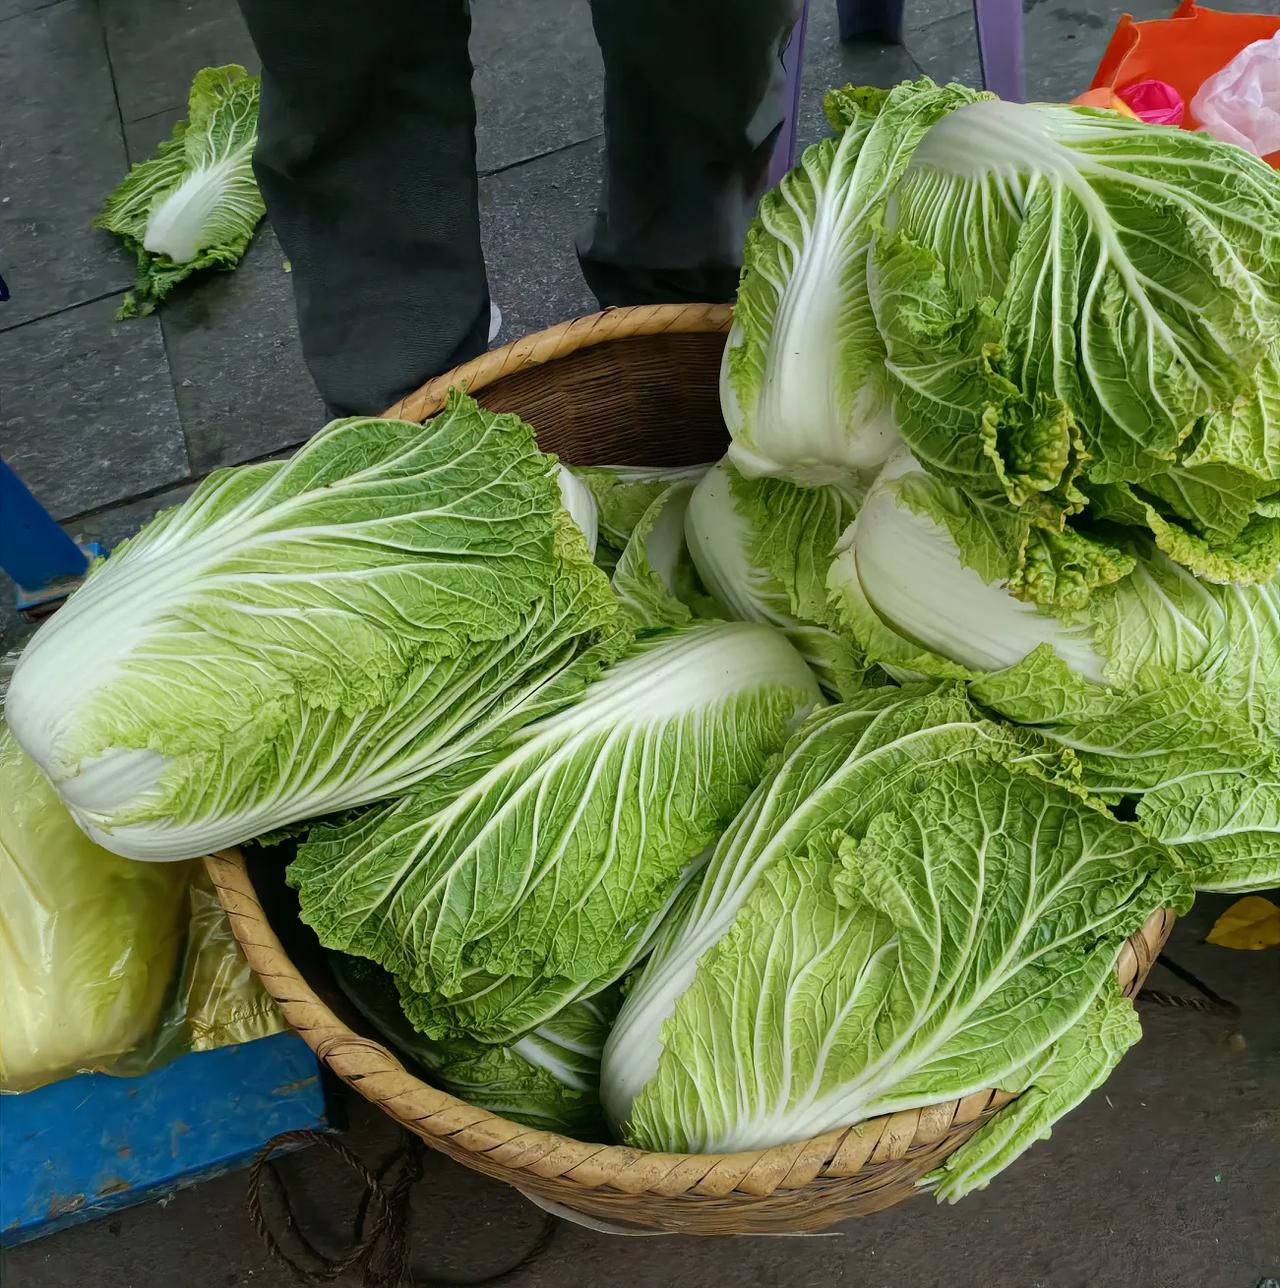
top-left (0, 459), bottom-right (100, 615)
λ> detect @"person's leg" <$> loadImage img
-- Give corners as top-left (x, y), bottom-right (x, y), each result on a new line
top-left (236, 0), bottom-right (488, 416)
top-left (581, 0), bottom-right (800, 307)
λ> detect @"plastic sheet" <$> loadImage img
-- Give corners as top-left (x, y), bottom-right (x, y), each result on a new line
top-left (1192, 32), bottom-right (1280, 157)
top-left (0, 656), bottom-right (282, 1093)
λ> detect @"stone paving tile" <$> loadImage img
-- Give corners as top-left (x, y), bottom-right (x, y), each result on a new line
top-left (798, 0), bottom-right (973, 148)
top-left (472, 0), bottom-right (603, 174)
top-left (0, 0), bottom-right (62, 21)
top-left (123, 111), bottom-right (324, 471)
top-left (479, 139), bottom-right (600, 343)
top-left (157, 220), bottom-right (324, 471)
top-left (101, 0), bottom-right (606, 165)
top-left (0, 296), bottom-right (188, 520)
top-left (101, 0), bottom-right (257, 123)
top-left (120, 102), bottom-right (182, 165)
top-left (0, 0), bottom-right (131, 327)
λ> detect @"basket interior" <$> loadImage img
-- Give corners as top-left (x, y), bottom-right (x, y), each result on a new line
top-left (470, 331), bottom-right (730, 465)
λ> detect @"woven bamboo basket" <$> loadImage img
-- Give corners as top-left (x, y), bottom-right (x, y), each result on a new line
top-left (207, 302), bottom-right (1176, 1235)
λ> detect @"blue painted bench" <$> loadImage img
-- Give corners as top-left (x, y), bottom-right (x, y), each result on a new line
top-left (1, 1033), bottom-right (336, 1248)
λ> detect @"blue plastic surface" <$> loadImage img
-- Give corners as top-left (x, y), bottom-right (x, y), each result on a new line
top-left (1, 1033), bottom-right (335, 1247)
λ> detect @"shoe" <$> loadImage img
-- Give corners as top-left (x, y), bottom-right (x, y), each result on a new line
top-left (488, 301), bottom-right (502, 344)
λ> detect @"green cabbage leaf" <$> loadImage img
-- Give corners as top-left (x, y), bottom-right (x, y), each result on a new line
top-left (828, 454), bottom-right (1280, 890)
top-left (872, 97), bottom-right (1280, 591)
top-left (330, 952), bottom-right (616, 1137)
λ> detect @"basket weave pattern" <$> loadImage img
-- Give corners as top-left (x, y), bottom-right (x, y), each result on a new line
top-left (208, 303), bottom-right (1176, 1235)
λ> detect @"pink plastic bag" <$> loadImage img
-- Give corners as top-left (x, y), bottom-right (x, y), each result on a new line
top-left (1191, 31), bottom-right (1280, 156)
top-left (1116, 79), bottom-right (1185, 125)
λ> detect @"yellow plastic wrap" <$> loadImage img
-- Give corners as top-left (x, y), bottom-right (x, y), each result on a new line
top-left (108, 869), bottom-right (285, 1076)
top-left (1, 659), bottom-right (283, 1092)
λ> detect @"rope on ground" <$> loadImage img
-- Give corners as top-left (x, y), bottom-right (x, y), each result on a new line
top-left (1140, 953), bottom-right (1241, 1018)
top-left (247, 1129), bottom-right (558, 1287)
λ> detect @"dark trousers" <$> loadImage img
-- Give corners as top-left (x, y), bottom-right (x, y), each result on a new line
top-left (236, 0), bottom-right (798, 415)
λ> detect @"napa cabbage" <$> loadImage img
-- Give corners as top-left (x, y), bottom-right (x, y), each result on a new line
top-left (0, 717), bottom-right (190, 1090)
top-left (6, 393), bottom-right (625, 860)
top-left (609, 480), bottom-right (710, 631)
top-left (828, 453), bottom-right (1280, 891)
top-left (602, 686), bottom-right (1189, 1182)
top-left (556, 466), bottom-right (599, 556)
top-left (684, 460), bottom-right (862, 696)
top-left (871, 96), bottom-right (1280, 594)
top-left (720, 78), bottom-right (984, 484)
top-left (572, 463), bottom-right (711, 575)
top-left (331, 952), bottom-right (616, 1137)
top-left (289, 621), bottom-right (822, 1043)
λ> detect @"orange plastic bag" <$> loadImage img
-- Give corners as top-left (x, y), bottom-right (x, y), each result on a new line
top-left (1076, 1), bottom-right (1280, 167)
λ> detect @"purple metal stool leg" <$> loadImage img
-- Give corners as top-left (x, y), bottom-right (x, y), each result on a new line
top-left (835, 0), bottom-right (1025, 102)
top-left (973, 0), bottom-right (1025, 101)
top-left (837, 0), bottom-right (904, 44)
top-left (768, 1), bottom-right (812, 186)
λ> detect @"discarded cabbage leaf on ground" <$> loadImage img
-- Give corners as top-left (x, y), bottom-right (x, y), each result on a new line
top-left (94, 65), bottom-right (264, 318)
top-left (1205, 896), bottom-right (1280, 950)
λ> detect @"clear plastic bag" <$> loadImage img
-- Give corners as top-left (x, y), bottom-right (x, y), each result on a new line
top-left (0, 655), bottom-right (283, 1093)
top-left (1191, 31), bottom-right (1280, 157)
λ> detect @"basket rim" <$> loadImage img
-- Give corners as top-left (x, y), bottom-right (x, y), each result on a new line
top-left (208, 302), bottom-right (1176, 1204)
top-left (381, 301), bottom-right (733, 422)
top-left (206, 848), bottom-right (1173, 1200)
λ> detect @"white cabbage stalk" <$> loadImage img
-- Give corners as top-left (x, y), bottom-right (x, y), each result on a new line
top-left (684, 461), bottom-right (853, 693)
top-left (684, 462), bottom-right (779, 623)
top-left (720, 79), bottom-right (982, 486)
top-left (843, 452), bottom-right (1108, 682)
top-left (142, 150), bottom-right (259, 264)
top-left (556, 466), bottom-right (598, 556)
